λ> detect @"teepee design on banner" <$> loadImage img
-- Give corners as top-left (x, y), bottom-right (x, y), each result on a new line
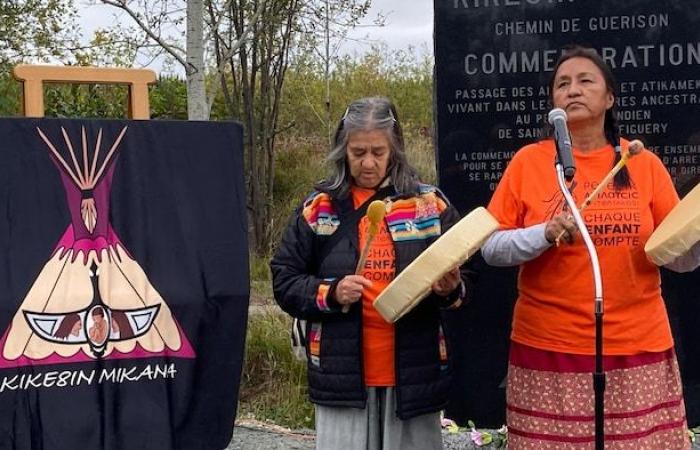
top-left (0, 125), bottom-right (194, 366)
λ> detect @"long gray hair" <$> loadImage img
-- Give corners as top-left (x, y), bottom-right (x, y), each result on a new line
top-left (315, 97), bottom-right (420, 198)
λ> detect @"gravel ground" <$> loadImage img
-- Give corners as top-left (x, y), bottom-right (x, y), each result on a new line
top-left (227, 425), bottom-right (315, 450)
top-left (227, 421), bottom-right (700, 450)
top-left (227, 424), bottom-right (493, 450)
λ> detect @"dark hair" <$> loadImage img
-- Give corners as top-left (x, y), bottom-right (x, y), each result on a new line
top-left (54, 313), bottom-right (81, 339)
top-left (111, 311), bottom-right (134, 338)
top-left (316, 97), bottom-right (419, 198)
top-left (549, 45), bottom-right (631, 190)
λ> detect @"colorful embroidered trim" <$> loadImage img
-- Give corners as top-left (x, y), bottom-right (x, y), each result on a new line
top-left (302, 192), bottom-right (339, 235)
top-left (384, 192), bottom-right (447, 241)
top-left (439, 325), bottom-right (449, 371)
top-left (315, 280), bottom-right (334, 312)
top-left (309, 322), bottom-right (322, 367)
top-left (439, 325), bottom-right (448, 363)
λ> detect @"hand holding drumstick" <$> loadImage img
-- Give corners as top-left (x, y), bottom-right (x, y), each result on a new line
top-left (553, 139), bottom-right (645, 246)
top-left (337, 201), bottom-right (386, 313)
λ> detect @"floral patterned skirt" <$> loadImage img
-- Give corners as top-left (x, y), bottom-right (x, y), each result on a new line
top-left (506, 341), bottom-right (690, 450)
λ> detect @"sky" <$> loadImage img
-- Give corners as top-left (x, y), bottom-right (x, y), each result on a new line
top-left (77, 0), bottom-right (434, 73)
top-left (344, 0), bottom-right (434, 55)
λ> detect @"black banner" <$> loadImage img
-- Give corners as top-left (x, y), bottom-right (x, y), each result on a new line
top-left (0, 118), bottom-right (249, 449)
top-left (435, 0), bottom-right (700, 426)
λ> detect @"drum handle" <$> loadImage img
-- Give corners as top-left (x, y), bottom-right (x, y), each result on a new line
top-left (342, 201), bottom-right (385, 313)
top-left (339, 233), bottom-right (378, 314)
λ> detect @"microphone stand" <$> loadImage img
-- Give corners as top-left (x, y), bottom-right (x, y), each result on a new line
top-left (555, 162), bottom-right (605, 450)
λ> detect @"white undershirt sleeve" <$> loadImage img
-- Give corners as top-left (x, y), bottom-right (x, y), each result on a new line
top-left (481, 223), bottom-right (553, 267)
top-left (481, 221), bottom-right (700, 273)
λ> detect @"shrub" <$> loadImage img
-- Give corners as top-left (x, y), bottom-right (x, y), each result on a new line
top-left (238, 308), bottom-right (314, 429)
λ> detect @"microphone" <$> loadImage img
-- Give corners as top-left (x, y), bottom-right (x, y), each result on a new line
top-left (548, 108), bottom-right (575, 181)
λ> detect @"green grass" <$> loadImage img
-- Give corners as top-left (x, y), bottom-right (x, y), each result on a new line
top-left (238, 308), bottom-right (315, 429)
top-left (405, 132), bottom-right (437, 185)
top-left (249, 254), bottom-right (274, 303)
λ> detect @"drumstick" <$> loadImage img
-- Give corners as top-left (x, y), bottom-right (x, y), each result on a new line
top-left (554, 140), bottom-right (644, 246)
top-left (342, 200), bottom-right (386, 313)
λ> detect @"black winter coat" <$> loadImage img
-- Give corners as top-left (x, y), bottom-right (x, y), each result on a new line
top-left (271, 183), bottom-right (474, 419)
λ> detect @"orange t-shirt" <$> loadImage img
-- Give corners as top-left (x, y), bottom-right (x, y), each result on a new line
top-left (352, 186), bottom-right (396, 386)
top-left (487, 139), bottom-right (679, 355)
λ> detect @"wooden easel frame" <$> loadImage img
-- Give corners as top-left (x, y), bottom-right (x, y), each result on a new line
top-left (12, 65), bottom-right (157, 119)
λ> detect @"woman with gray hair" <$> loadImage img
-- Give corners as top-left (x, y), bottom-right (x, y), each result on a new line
top-left (271, 97), bottom-right (474, 450)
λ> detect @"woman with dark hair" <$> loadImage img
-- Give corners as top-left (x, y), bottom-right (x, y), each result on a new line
top-left (271, 97), bottom-right (474, 449)
top-left (482, 46), bottom-right (700, 449)
top-left (53, 313), bottom-right (82, 339)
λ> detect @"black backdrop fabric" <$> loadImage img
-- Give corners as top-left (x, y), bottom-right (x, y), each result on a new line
top-left (0, 118), bottom-right (249, 450)
top-left (434, 0), bottom-right (700, 427)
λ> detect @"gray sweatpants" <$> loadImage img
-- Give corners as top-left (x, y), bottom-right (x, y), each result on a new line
top-left (314, 387), bottom-right (443, 450)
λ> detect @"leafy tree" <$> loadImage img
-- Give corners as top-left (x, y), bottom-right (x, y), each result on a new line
top-left (294, 0), bottom-right (378, 146)
top-left (208, 0), bottom-right (303, 254)
top-left (44, 83), bottom-right (129, 118)
top-left (0, 73), bottom-right (22, 116)
top-left (0, 1), bottom-right (144, 118)
top-left (96, 0), bottom-right (266, 120)
top-left (0, 0), bottom-right (80, 66)
top-left (71, 29), bottom-right (142, 68)
top-left (150, 75), bottom-right (189, 119)
top-left (281, 43), bottom-right (433, 137)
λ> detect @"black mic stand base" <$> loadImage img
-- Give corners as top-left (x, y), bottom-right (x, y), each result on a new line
top-left (594, 308), bottom-right (606, 450)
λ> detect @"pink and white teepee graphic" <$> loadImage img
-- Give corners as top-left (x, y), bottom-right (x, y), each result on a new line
top-left (0, 125), bottom-right (195, 366)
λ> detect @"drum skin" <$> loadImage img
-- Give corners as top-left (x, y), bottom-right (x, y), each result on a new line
top-left (373, 207), bottom-right (499, 323)
top-left (646, 182), bottom-right (700, 266)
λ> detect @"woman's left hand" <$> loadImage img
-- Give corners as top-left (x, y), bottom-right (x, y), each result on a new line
top-left (432, 266), bottom-right (461, 296)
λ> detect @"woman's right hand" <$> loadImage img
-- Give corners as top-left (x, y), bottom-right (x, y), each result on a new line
top-left (545, 211), bottom-right (578, 244)
top-left (334, 275), bottom-right (373, 306)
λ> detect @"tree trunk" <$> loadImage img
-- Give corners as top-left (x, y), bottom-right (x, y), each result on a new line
top-left (186, 0), bottom-right (208, 120)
